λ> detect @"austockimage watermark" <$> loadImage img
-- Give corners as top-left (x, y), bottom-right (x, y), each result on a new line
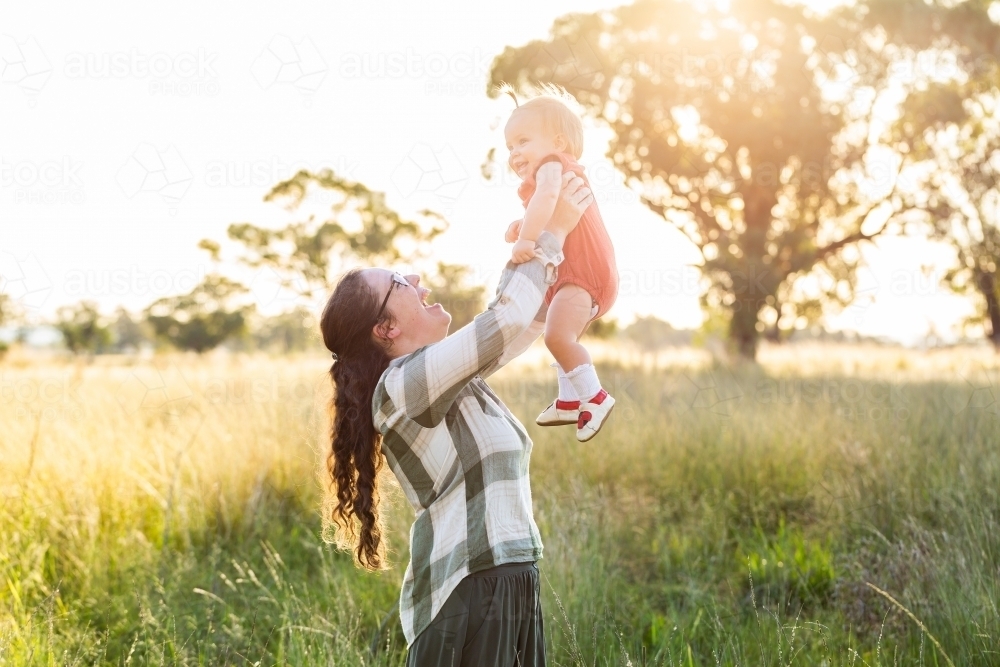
top-left (63, 265), bottom-right (210, 300)
top-left (804, 32), bottom-right (997, 91)
top-left (679, 367), bottom-right (745, 418)
top-left (0, 250), bottom-right (53, 313)
top-left (390, 143), bottom-right (468, 210)
top-left (203, 155), bottom-right (360, 190)
top-left (251, 35), bottom-right (327, 102)
top-left (203, 375), bottom-right (313, 406)
top-left (339, 47), bottom-right (493, 97)
top-left (657, 371), bottom-right (912, 422)
top-left (481, 151), bottom-right (639, 206)
top-left (114, 362), bottom-right (195, 416)
top-left (0, 34), bottom-right (52, 102)
top-left (519, 37), bottom-right (604, 91)
top-left (63, 47), bottom-right (221, 96)
top-left (1, 155), bottom-right (85, 205)
top-left (1, 372), bottom-right (85, 423)
top-left (116, 143), bottom-right (193, 213)
top-left (246, 267), bottom-right (316, 313)
top-left (754, 377), bottom-right (910, 422)
top-left (948, 365), bottom-right (1000, 419)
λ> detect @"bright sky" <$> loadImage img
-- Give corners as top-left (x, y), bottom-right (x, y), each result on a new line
top-left (1, 0), bottom-right (976, 346)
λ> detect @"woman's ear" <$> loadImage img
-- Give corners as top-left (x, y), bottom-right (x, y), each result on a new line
top-left (373, 322), bottom-right (401, 342)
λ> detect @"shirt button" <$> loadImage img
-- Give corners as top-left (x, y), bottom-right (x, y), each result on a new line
top-left (499, 295), bottom-right (509, 305)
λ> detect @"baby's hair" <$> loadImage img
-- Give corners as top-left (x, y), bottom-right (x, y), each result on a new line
top-left (498, 82), bottom-right (520, 108)
top-left (497, 82), bottom-right (585, 159)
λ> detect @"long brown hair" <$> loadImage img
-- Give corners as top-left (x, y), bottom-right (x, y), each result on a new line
top-left (319, 269), bottom-right (393, 570)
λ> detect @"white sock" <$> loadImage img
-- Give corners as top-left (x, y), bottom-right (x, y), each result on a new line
top-left (565, 364), bottom-right (602, 402)
top-left (553, 363), bottom-right (579, 403)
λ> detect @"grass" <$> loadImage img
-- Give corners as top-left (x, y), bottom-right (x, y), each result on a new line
top-left (0, 343), bottom-right (998, 665)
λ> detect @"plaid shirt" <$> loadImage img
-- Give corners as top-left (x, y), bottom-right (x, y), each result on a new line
top-left (373, 232), bottom-right (564, 646)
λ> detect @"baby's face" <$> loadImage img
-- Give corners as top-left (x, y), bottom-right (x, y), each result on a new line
top-left (504, 112), bottom-right (563, 181)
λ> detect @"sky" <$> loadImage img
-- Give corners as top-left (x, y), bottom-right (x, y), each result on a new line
top-left (0, 0), bottom-right (978, 346)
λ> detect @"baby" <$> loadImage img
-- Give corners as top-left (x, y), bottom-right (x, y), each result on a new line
top-left (503, 92), bottom-right (619, 441)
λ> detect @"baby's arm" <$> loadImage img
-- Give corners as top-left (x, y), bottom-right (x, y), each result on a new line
top-left (511, 161), bottom-right (563, 263)
top-left (505, 219), bottom-right (522, 243)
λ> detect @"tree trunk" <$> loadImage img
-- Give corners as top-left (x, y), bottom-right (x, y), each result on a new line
top-left (729, 178), bottom-right (776, 362)
top-left (976, 270), bottom-right (1000, 349)
top-left (728, 299), bottom-right (762, 360)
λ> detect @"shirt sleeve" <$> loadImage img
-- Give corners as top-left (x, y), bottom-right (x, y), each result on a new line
top-left (480, 302), bottom-right (547, 379)
top-left (382, 232), bottom-right (563, 428)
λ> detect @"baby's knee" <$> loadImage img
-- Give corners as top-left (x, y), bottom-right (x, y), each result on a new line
top-left (543, 329), bottom-right (568, 351)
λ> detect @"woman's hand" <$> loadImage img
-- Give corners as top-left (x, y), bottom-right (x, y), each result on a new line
top-left (544, 173), bottom-right (593, 245)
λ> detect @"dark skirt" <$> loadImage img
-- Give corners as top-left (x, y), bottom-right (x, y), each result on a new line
top-left (405, 561), bottom-right (545, 667)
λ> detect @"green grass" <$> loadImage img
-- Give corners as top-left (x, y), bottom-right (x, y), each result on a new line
top-left (1, 349), bottom-right (998, 665)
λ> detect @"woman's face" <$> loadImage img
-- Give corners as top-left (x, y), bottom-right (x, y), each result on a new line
top-left (364, 268), bottom-right (451, 353)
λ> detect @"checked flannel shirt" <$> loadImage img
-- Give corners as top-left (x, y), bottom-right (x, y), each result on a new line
top-left (373, 232), bottom-right (564, 647)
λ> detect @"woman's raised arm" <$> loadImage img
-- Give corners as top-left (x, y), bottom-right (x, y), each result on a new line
top-left (377, 174), bottom-right (592, 428)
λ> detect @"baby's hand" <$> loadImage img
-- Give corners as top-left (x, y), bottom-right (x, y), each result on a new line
top-left (505, 220), bottom-right (522, 243)
top-left (510, 238), bottom-right (536, 264)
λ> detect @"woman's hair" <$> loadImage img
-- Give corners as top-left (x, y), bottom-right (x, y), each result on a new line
top-left (504, 83), bottom-right (585, 159)
top-left (319, 268), bottom-right (394, 570)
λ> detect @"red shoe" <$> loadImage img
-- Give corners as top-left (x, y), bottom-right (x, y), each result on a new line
top-left (576, 390), bottom-right (615, 442)
top-left (536, 399), bottom-right (580, 426)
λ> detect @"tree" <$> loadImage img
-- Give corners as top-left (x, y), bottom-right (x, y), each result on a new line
top-left (0, 293), bottom-right (24, 331)
top-left (250, 306), bottom-right (320, 353)
top-left (895, 83), bottom-right (1000, 347)
top-left (54, 301), bottom-right (112, 355)
top-left (584, 317), bottom-right (619, 340)
top-left (883, 1), bottom-right (1000, 348)
top-left (623, 315), bottom-right (692, 352)
top-left (0, 294), bottom-right (12, 356)
top-left (109, 307), bottom-right (152, 352)
top-left (221, 169), bottom-right (445, 302)
top-left (214, 169), bottom-right (487, 329)
top-left (145, 275), bottom-right (252, 353)
top-left (488, 0), bottom-right (1000, 359)
top-left (422, 262), bottom-right (486, 332)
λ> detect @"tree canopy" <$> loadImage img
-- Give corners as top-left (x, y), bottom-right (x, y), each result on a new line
top-left (145, 275), bottom-right (251, 353)
top-left (221, 169), bottom-right (446, 302)
top-left (54, 301), bottom-right (112, 355)
top-left (489, 0), bottom-right (1000, 358)
top-left (214, 168), bottom-right (483, 333)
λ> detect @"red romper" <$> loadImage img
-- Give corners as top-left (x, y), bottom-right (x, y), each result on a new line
top-left (518, 153), bottom-right (618, 319)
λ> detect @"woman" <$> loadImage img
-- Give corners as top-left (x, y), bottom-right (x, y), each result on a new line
top-left (319, 173), bottom-right (593, 666)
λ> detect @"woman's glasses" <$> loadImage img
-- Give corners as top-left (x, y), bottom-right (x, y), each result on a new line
top-left (375, 272), bottom-right (409, 322)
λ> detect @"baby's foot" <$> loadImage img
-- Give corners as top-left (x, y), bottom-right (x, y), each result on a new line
top-left (536, 399), bottom-right (580, 426)
top-left (576, 390), bottom-right (615, 442)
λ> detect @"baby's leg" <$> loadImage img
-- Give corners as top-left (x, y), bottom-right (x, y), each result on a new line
top-left (545, 284), bottom-right (614, 441)
top-left (546, 284), bottom-right (602, 400)
top-left (544, 284), bottom-right (594, 373)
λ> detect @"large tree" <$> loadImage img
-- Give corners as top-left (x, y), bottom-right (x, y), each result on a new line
top-left (0, 294), bottom-right (9, 328)
top-left (145, 275), bottom-right (251, 353)
top-left (894, 81), bottom-right (1000, 347)
top-left (54, 301), bottom-right (112, 355)
top-left (219, 169), bottom-right (445, 300)
top-left (250, 306), bottom-right (319, 353)
top-left (884, 1), bottom-right (1000, 348)
top-left (489, 0), bottom-right (1000, 358)
top-left (0, 294), bottom-right (9, 355)
top-left (422, 262), bottom-right (486, 332)
top-left (212, 168), bottom-right (484, 330)
top-left (109, 306), bottom-right (152, 353)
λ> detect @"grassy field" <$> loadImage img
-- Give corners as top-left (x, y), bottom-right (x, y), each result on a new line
top-left (1, 343), bottom-right (998, 665)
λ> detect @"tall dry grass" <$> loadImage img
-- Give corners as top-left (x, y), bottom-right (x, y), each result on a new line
top-left (1, 344), bottom-right (998, 665)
